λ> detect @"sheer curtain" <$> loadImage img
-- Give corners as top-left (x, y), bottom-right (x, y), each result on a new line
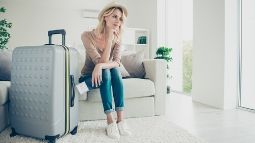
top-left (160, 0), bottom-right (193, 93)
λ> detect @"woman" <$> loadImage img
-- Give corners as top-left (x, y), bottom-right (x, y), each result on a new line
top-left (79, 2), bottom-right (131, 139)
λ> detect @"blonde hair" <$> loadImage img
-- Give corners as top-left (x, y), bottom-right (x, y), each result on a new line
top-left (95, 7), bottom-right (127, 43)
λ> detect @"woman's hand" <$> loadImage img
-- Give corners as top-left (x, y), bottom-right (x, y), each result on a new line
top-left (113, 27), bottom-right (119, 34)
top-left (113, 28), bottom-right (120, 43)
top-left (105, 26), bottom-right (120, 44)
top-left (105, 28), bottom-right (115, 43)
top-left (92, 64), bottom-right (102, 87)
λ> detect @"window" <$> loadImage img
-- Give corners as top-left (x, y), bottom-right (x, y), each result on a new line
top-left (165, 0), bottom-right (193, 94)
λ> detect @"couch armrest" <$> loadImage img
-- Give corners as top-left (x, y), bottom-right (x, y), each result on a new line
top-left (0, 81), bottom-right (11, 105)
top-left (143, 59), bottom-right (167, 115)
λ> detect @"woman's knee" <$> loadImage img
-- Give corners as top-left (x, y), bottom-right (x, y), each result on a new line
top-left (110, 67), bottom-right (122, 79)
top-left (102, 69), bottom-right (111, 81)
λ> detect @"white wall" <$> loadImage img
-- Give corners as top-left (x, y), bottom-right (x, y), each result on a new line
top-left (123, 0), bottom-right (157, 58)
top-left (157, 0), bottom-right (166, 47)
top-left (193, 0), bottom-right (225, 108)
top-left (1, 0), bottom-right (109, 49)
top-left (224, 0), bottom-right (239, 109)
top-left (192, 0), bottom-right (239, 109)
top-left (1, 0), bottom-right (157, 59)
top-left (240, 0), bottom-right (255, 109)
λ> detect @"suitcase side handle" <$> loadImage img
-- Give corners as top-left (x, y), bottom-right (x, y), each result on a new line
top-left (70, 75), bottom-right (75, 107)
top-left (48, 29), bottom-right (66, 45)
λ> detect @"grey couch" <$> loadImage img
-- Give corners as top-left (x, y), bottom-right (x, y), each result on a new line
top-left (78, 59), bottom-right (167, 121)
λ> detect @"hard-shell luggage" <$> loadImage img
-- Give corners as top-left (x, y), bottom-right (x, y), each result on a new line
top-left (9, 29), bottom-right (79, 143)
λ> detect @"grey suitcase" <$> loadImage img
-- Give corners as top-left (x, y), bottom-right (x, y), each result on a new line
top-left (9, 29), bottom-right (79, 143)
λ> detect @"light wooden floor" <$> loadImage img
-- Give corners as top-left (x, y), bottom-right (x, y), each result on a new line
top-left (165, 93), bottom-right (255, 143)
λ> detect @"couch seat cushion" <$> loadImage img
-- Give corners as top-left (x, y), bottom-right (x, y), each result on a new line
top-left (86, 78), bottom-right (155, 102)
top-left (0, 81), bottom-right (11, 105)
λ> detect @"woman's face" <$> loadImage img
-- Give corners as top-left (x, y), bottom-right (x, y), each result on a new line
top-left (104, 8), bottom-right (123, 31)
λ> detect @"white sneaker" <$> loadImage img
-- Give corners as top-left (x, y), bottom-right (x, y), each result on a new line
top-left (106, 122), bottom-right (120, 139)
top-left (117, 121), bottom-right (132, 136)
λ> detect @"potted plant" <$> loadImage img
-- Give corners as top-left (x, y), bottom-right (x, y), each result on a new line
top-left (0, 6), bottom-right (12, 81)
top-left (155, 46), bottom-right (172, 61)
top-left (155, 46), bottom-right (172, 94)
top-left (0, 6), bottom-right (12, 50)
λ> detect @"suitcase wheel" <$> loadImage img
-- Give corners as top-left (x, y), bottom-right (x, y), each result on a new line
top-left (70, 125), bottom-right (78, 135)
top-left (45, 135), bottom-right (59, 143)
top-left (48, 139), bottom-right (56, 143)
top-left (10, 128), bottom-right (17, 137)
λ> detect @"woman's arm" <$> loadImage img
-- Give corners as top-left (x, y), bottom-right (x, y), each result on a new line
top-left (99, 38), bottom-right (121, 69)
top-left (98, 28), bottom-right (115, 63)
top-left (91, 61), bottom-right (119, 87)
top-left (81, 32), bottom-right (101, 64)
top-left (91, 41), bottom-right (121, 86)
top-left (97, 61), bottom-right (119, 69)
top-left (81, 30), bottom-right (117, 64)
top-left (81, 30), bottom-right (121, 87)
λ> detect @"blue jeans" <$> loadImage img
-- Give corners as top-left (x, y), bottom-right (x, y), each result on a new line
top-left (79, 67), bottom-right (124, 114)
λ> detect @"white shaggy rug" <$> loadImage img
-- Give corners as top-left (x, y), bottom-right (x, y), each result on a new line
top-left (0, 116), bottom-right (206, 143)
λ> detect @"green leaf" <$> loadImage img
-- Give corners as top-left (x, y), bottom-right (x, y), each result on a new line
top-left (0, 7), bottom-right (12, 50)
top-left (155, 46), bottom-right (173, 62)
top-left (0, 7), bottom-right (6, 13)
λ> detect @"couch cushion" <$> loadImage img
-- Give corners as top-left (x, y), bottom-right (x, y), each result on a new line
top-left (78, 96), bottom-right (155, 120)
top-left (0, 81), bottom-right (11, 105)
top-left (121, 50), bottom-right (146, 78)
top-left (86, 78), bottom-right (155, 102)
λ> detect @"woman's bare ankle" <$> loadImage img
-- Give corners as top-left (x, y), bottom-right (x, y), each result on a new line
top-left (106, 113), bottom-right (115, 124)
top-left (116, 111), bottom-right (123, 123)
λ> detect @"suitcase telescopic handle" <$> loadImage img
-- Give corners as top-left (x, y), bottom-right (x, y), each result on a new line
top-left (48, 29), bottom-right (66, 46)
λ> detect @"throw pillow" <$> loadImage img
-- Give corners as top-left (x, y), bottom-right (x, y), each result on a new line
top-left (119, 63), bottom-right (130, 78)
top-left (0, 50), bottom-right (12, 81)
top-left (121, 50), bottom-right (146, 78)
